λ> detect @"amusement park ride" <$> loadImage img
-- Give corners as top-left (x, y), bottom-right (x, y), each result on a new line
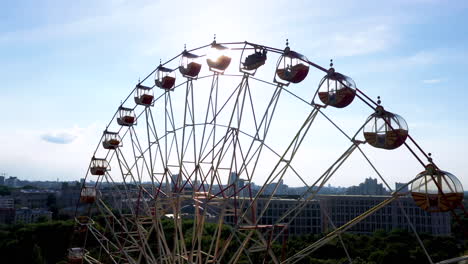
top-left (70, 37), bottom-right (466, 264)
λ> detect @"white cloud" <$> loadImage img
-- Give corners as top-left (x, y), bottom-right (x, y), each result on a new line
top-left (41, 131), bottom-right (78, 144)
top-left (310, 24), bottom-right (398, 58)
top-left (422, 79), bottom-right (441, 84)
top-left (0, 124), bottom-right (101, 181)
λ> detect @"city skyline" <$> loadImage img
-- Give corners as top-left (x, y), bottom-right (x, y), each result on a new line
top-left (1, 0), bottom-right (468, 189)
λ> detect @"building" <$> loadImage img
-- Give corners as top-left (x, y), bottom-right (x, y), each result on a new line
top-left (225, 197), bottom-right (323, 236)
top-left (13, 189), bottom-right (56, 208)
top-left (15, 208), bottom-right (53, 224)
top-left (318, 195), bottom-right (451, 235)
top-left (0, 196), bottom-right (15, 224)
top-left (346, 178), bottom-right (389, 195)
top-left (0, 196), bottom-right (14, 208)
top-left (57, 188), bottom-right (80, 208)
top-left (5, 176), bottom-right (19, 188)
top-left (223, 194), bottom-right (451, 237)
top-left (262, 179), bottom-right (290, 196)
top-left (227, 172), bottom-right (247, 197)
top-left (395, 182), bottom-right (409, 193)
top-left (0, 175), bottom-right (5, 185)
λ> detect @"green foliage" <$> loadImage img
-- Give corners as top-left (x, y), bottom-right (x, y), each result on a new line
top-left (0, 185), bottom-right (12, 195)
top-left (0, 220), bottom-right (74, 264)
top-left (0, 219), bottom-right (465, 263)
top-left (286, 229), bottom-right (466, 263)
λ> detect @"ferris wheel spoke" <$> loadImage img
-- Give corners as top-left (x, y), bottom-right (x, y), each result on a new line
top-left (146, 107), bottom-right (172, 189)
top-left (178, 80), bottom-right (197, 188)
top-left (269, 143), bottom-right (358, 245)
top-left (285, 195), bottom-right (401, 264)
top-left (314, 109), bottom-right (436, 263)
top-left (198, 74), bottom-right (221, 165)
top-left (94, 199), bottom-right (141, 263)
top-left (86, 225), bottom-right (120, 264)
top-left (239, 107), bottom-right (320, 227)
top-left (230, 83), bottom-right (283, 197)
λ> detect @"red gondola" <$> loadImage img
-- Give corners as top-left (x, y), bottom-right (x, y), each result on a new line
top-left (134, 84), bottom-right (154, 106)
top-left (207, 42), bottom-right (231, 73)
top-left (363, 106), bottom-right (408, 150)
top-left (68, 248), bottom-right (85, 264)
top-left (117, 107), bottom-right (136, 127)
top-left (102, 131), bottom-right (121, 149)
top-left (317, 66), bottom-right (356, 108)
top-left (155, 66), bottom-right (176, 90)
top-left (90, 157), bottom-right (109, 176)
top-left (411, 164), bottom-right (464, 212)
top-left (180, 51), bottom-right (202, 78)
top-left (275, 46), bottom-right (309, 84)
top-left (80, 187), bottom-right (96, 203)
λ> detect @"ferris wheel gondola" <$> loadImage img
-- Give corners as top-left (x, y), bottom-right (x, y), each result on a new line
top-left (89, 157), bottom-right (109, 176)
top-left (317, 61), bottom-right (356, 108)
top-left (411, 164), bottom-right (464, 212)
top-left (79, 187), bottom-right (96, 204)
top-left (67, 248), bottom-right (86, 264)
top-left (240, 44), bottom-right (267, 75)
top-left (206, 42), bottom-right (231, 73)
top-left (274, 44), bottom-right (309, 85)
top-left (179, 50), bottom-right (202, 78)
top-left (155, 65), bottom-right (176, 90)
top-left (102, 130), bottom-right (121, 149)
top-left (363, 105), bottom-right (409, 150)
top-left (116, 106), bottom-right (136, 126)
top-left (134, 84), bottom-right (154, 106)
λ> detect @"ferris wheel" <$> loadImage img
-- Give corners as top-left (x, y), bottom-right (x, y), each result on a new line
top-left (69, 37), bottom-right (465, 264)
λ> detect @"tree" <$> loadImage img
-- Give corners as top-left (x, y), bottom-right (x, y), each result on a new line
top-left (0, 185), bottom-right (11, 195)
top-left (32, 244), bottom-right (44, 264)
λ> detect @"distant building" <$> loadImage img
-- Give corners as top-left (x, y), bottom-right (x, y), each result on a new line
top-left (0, 176), bottom-right (5, 185)
top-left (57, 183), bottom-right (81, 209)
top-left (227, 172), bottom-right (247, 197)
top-left (223, 194), bottom-right (451, 237)
top-left (5, 177), bottom-right (19, 188)
top-left (319, 195), bottom-right (451, 235)
top-left (395, 182), bottom-right (409, 194)
top-left (225, 197), bottom-right (323, 236)
top-left (0, 197), bottom-right (14, 209)
top-left (346, 178), bottom-right (389, 195)
top-left (0, 197), bottom-right (15, 224)
top-left (15, 208), bottom-right (52, 224)
top-left (13, 189), bottom-right (56, 209)
top-left (263, 179), bottom-right (290, 196)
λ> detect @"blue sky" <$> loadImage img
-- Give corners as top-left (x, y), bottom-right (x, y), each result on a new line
top-left (1, 0), bottom-right (468, 189)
